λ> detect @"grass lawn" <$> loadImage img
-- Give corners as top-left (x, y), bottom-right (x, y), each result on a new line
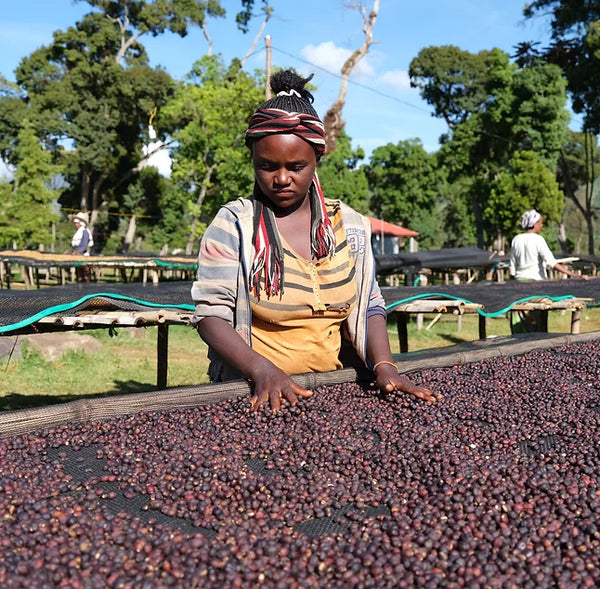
top-left (0, 326), bottom-right (209, 411)
top-left (2, 306), bottom-right (600, 411)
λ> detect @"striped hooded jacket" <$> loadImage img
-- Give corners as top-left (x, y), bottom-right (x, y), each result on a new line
top-left (191, 197), bottom-right (386, 382)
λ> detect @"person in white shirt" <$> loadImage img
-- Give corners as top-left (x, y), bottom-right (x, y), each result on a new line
top-left (509, 209), bottom-right (588, 281)
top-left (509, 209), bottom-right (588, 333)
top-left (70, 211), bottom-right (94, 282)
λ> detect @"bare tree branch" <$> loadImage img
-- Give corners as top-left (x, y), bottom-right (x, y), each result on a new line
top-left (323, 0), bottom-right (379, 154)
top-left (202, 22), bottom-right (213, 56)
top-left (240, 3), bottom-right (273, 68)
top-left (107, 5), bottom-right (145, 65)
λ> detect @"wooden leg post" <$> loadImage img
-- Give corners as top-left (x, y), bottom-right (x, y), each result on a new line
top-left (396, 312), bottom-right (409, 354)
top-left (478, 314), bottom-right (487, 339)
top-left (540, 310), bottom-right (549, 332)
top-left (157, 323), bottom-right (169, 389)
top-left (571, 309), bottom-right (581, 334)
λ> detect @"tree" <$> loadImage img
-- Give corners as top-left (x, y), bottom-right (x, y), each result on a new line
top-left (13, 10), bottom-right (177, 229)
top-left (409, 45), bottom-right (497, 131)
top-left (323, 0), bottom-right (379, 154)
top-left (0, 121), bottom-right (61, 248)
top-left (485, 150), bottom-right (564, 243)
top-left (162, 57), bottom-right (263, 254)
top-left (0, 76), bottom-right (29, 165)
top-left (418, 47), bottom-right (569, 248)
top-left (524, 0), bottom-right (600, 133)
top-left (365, 139), bottom-right (446, 249)
top-left (558, 129), bottom-right (600, 254)
top-left (1, 0), bottom-right (267, 250)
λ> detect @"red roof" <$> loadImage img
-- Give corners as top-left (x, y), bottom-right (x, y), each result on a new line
top-left (368, 216), bottom-right (418, 238)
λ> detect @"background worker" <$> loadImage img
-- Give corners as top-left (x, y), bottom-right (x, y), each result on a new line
top-left (509, 209), bottom-right (589, 281)
top-left (70, 211), bottom-right (94, 281)
top-left (509, 209), bottom-right (589, 333)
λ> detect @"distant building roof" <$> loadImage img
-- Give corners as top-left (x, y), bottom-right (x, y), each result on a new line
top-left (368, 216), bottom-right (418, 238)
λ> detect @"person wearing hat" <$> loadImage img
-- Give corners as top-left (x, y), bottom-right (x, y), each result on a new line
top-left (71, 212), bottom-right (94, 281)
top-left (509, 209), bottom-right (588, 281)
top-left (71, 212), bottom-right (94, 255)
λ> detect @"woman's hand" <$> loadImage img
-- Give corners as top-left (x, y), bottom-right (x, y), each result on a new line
top-left (196, 317), bottom-right (312, 415)
top-left (249, 363), bottom-right (313, 414)
top-left (375, 362), bottom-right (440, 403)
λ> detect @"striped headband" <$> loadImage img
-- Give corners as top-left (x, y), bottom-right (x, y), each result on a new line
top-left (245, 108), bottom-right (326, 155)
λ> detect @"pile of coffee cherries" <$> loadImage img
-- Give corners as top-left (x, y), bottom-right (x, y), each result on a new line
top-left (1, 341), bottom-right (600, 588)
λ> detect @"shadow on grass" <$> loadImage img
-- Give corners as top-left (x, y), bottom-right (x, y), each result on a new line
top-left (0, 380), bottom-right (158, 412)
top-left (431, 333), bottom-right (471, 346)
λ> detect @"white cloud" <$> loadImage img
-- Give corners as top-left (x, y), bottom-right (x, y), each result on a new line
top-left (142, 141), bottom-right (172, 177)
top-left (378, 70), bottom-right (413, 93)
top-left (300, 41), bottom-right (375, 77)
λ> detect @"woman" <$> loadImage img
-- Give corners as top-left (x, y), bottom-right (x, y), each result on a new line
top-left (71, 211), bottom-right (94, 282)
top-left (71, 212), bottom-right (93, 256)
top-left (509, 209), bottom-right (588, 281)
top-left (191, 70), bottom-right (437, 413)
top-left (509, 209), bottom-right (588, 333)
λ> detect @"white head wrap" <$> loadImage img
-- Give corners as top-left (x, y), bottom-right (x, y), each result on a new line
top-left (520, 209), bottom-right (541, 229)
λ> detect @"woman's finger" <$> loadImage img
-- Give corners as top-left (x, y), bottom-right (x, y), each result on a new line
top-left (290, 383), bottom-right (313, 398)
top-left (269, 390), bottom-right (283, 414)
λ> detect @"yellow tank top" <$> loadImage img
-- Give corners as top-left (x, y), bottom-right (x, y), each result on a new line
top-left (250, 204), bottom-right (356, 374)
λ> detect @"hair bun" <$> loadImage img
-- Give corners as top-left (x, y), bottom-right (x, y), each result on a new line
top-left (270, 70), bottom-right (315, 104)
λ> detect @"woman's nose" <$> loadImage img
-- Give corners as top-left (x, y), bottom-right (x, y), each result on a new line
top-left (274, 168), bottom-right (290, 185)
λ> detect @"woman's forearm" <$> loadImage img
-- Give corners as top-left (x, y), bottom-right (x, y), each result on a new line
top-left (196, 316), bottom-right (272, 381)
top-left (366, 313), bottom-right (394, 365)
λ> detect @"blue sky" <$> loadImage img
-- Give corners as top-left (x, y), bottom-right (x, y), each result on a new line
top-left (1, 0), bottom-right (557, 158)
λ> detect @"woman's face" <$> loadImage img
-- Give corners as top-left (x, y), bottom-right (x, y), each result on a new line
top-left (252, 133), bottom-right (317, 213)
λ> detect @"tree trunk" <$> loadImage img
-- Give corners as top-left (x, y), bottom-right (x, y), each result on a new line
top-left (122, 214), bottom-right (137, 253)
top-left (186, 160), bottom-right (217, 255)
top-left (240, 5), bottom-right (272, 67)
top-left (470, 193), bottom-right (485, 249)
top-left (323, 0), bottom-right (379, 154)
top-left (492, 232), bottom-right (504, 254)
top-left (81, 169), bottom-right (91, 211)
top-left (558, 222), bottom-right (568, 254)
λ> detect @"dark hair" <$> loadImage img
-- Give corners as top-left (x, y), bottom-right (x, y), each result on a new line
top-left (259, 70), bottom-right (318, 117)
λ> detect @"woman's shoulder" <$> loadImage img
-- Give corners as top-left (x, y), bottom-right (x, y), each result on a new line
top-left (220, 197), bottom-right (254, 217)
top-left (207, 198), bottom-right (255, 227)
top-left (325, 199), bottom-right (367, 222)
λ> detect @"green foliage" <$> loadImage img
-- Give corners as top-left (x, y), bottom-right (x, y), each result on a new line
top-left (78, 0), bottom-right (226, 38)
top-left (12, 9), bottom-right (176, 222)
top-left (162, 56), bottom-right (263, 248)
top-left (485, 150), bottom-right (564, 237)
top-left (365, 139), bottom-right (447, 248)
top-left (441, 176), bottom-right (479, 247)
top-left (426, 46), bottom-right (569, 248)
top-left (525, 0), bottom-right (600, 134)
top-left (483, 56), bottom-right (569, 169)
top-left (558, 129), bottom-right (600, 253)
top-left (318, 131), bottom-right (369, 214)
top-left (409, 46), bottom-right (498, 128)
top-left (236, 0), bottom-right (270, 33)
top-left (0, 77), bottom-right (29, 164)
top-left (0, 121), bottom-right (61, 248)
top-left (0, 1), bottom-right (266, 255)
